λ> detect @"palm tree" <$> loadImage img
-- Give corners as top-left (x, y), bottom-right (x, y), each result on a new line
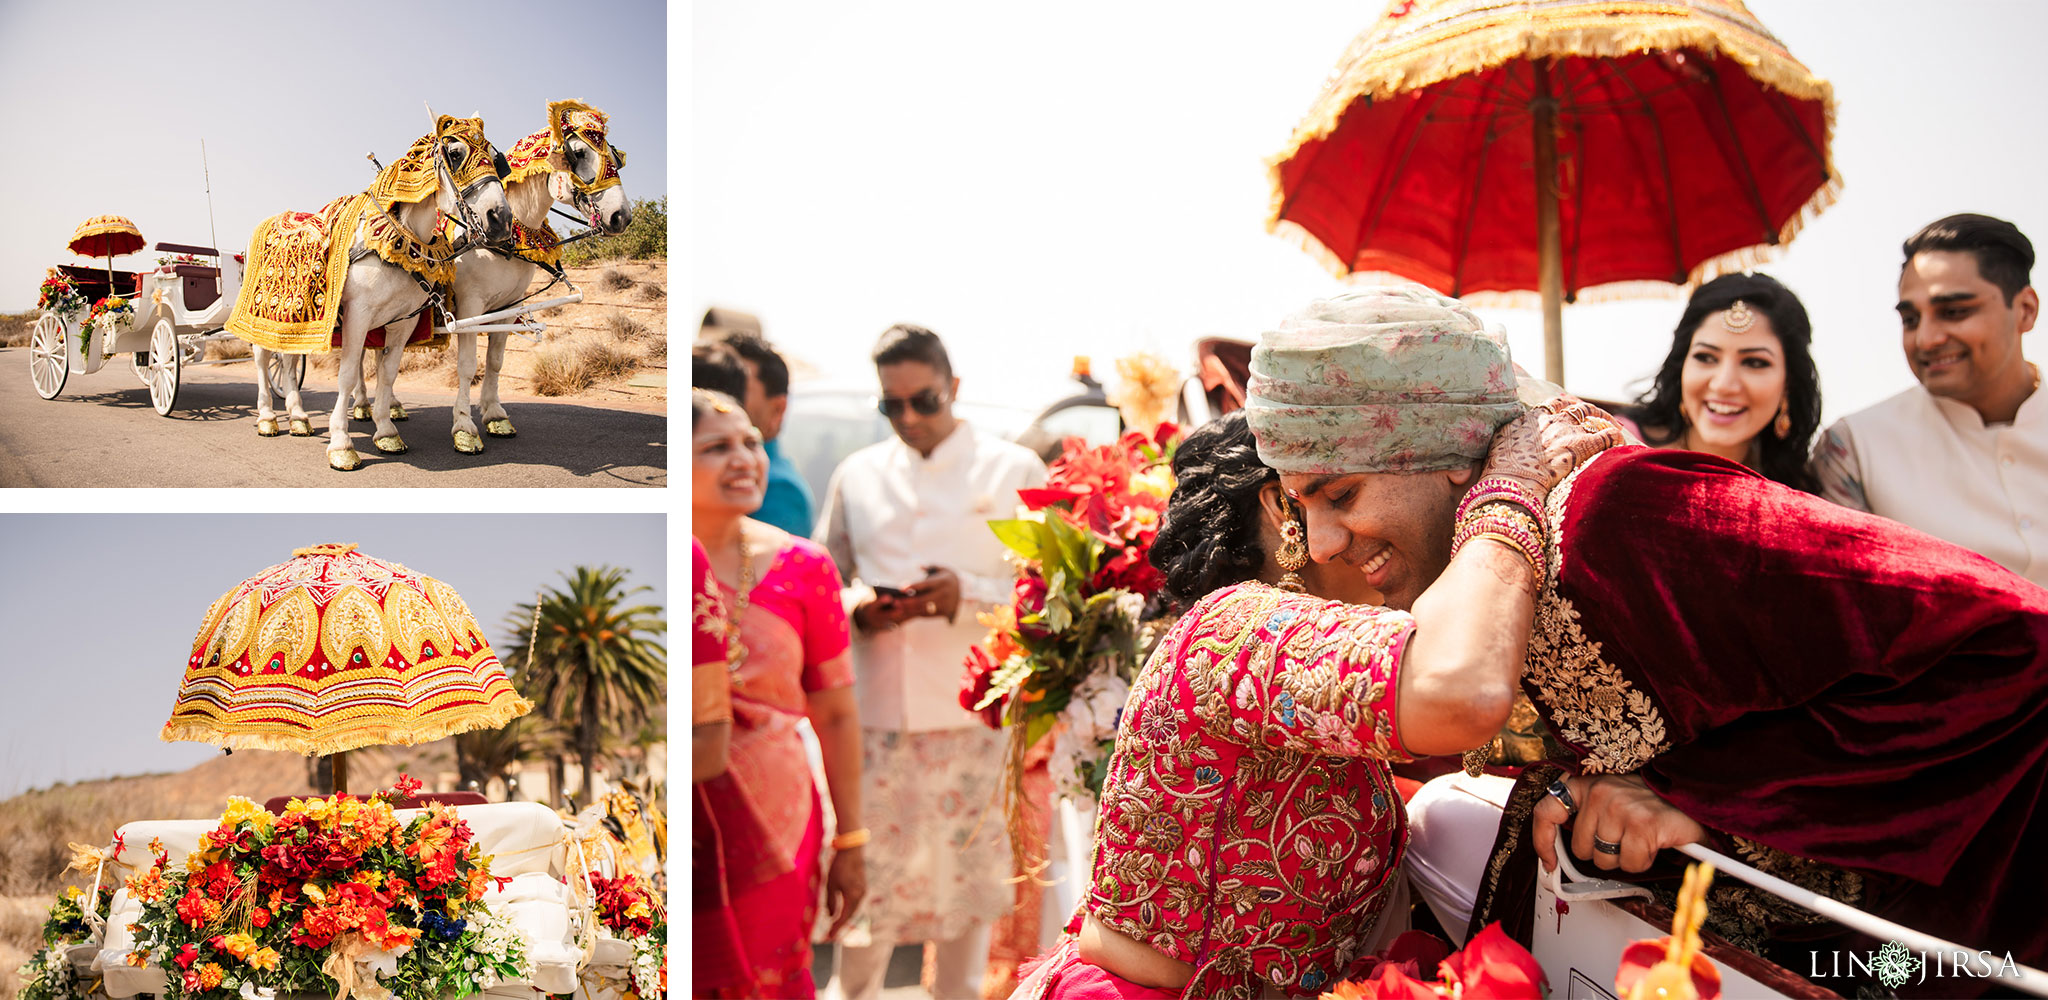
top-left (500, 566), bottom-right (666, 808)
top-left (454, 714), bottom-right (566, 799)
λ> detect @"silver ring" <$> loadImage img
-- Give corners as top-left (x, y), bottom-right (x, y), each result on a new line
top-left (1545, 779), bottom-right (1577, 817)
top-left (1593, 836), bottom-right (1623, 855)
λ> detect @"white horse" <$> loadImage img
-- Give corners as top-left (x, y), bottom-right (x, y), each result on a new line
top-left (345, 100), bottom-right (633, 453)
top-left (245, 115), bottom-right (514, 471)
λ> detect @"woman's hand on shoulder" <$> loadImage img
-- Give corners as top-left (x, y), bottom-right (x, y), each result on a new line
top-left (1483, 395), bottom-right (1630, 498)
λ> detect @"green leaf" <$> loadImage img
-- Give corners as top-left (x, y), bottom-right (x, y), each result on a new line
top-left (988, 519), bottom-right (1047, 561)
top-left (1024, 712), bottom-right (1057, 747)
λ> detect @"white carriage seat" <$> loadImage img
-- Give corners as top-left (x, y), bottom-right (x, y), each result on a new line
top-left (1404, 772), bottom-right (1518, 945)
top-left (485, 872), bottom-right (581, 994)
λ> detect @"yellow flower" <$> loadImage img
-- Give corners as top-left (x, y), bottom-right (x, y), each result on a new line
top-left (219, 933), bottom-right (257, 960)
top-left (63, 886), bottom-right (82, 901)
top-left (351, 870), bottom-right (385, 889)
top-left (220, 796), bottom-right (271, 831)
top-left (247, 948), bottom-right (281, 971)
top-left (301, 883), bottom-right (326, 904)
top-left (1132, 466), bottom-right (1175, 499)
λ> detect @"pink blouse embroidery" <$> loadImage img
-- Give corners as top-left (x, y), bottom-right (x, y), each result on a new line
top-left (1081, 581), bottom-right (1414, 999)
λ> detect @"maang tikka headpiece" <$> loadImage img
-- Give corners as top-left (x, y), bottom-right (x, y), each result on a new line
top-left (1723, 299), bottom-right (1756, 333)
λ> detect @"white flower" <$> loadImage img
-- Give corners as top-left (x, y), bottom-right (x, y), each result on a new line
top-left (1050, 670), bottom-right (1131, 804)
top-left (239, 981), bottom-right (278, 1000)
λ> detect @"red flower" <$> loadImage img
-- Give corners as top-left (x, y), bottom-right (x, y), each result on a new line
top-left (391, 773), bottom-right (424, 798)
top-left (1440, 923), bottom-right (1545, 999)
top-left (174, 942), bottom-right (199, 969)
top-left (1615, 937), bottom-right (1722, 1000)
top-left (958, 644), bottom-right (1009, 729)
top-left (1012, 575), bottom-right (1051, 638)
top-left (251, 907), bottom-right (271, 928)
top-left (175, 889), bottom-right (211, 929)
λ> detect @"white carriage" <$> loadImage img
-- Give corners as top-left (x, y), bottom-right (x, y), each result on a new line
top-left (28, 242), bottom-right (307, 416)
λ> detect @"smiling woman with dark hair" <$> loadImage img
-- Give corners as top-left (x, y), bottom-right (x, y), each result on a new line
top-left (1621, 272), bottom-right (1823, 493)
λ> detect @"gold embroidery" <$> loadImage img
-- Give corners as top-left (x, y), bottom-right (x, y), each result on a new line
top-left (319, 587), bottom-right (387, 673)
top-left (1525, 454), bottom-right (1673, 774)
top-left (254, 588), bottom-right (319, 676)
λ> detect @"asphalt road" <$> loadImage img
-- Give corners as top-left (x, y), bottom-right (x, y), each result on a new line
top-left (0, 350), bottom-right (664, 488)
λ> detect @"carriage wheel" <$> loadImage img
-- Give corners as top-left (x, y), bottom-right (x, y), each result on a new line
top-left (265, 351), bottom-right (307, 402)
top-left (147, 318), bottom-right (181, 416)
top-left (30, 313), bottom-right (68, 399)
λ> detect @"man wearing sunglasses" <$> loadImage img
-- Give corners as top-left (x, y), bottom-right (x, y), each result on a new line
top-left (815, 323), bottom-right (1046, 1000)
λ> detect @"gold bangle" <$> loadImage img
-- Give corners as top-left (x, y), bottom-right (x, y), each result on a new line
top-left (830, 827), bottom-right (871, 850)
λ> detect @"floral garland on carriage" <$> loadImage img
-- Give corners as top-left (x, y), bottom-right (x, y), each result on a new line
top-left (959, 421), bottom-right (1181, 870)
top-left (37, 269), bottom-right (87, 320)
top-left (117, 776), bottom-right (527, 1000)
top-left (15, 883), bottom-right (117, 1000)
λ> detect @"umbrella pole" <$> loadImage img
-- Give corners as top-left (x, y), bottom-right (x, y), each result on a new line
top-left (1532, 59), bottom-right (1566, 386)
top-left (332, 750), bottom-right (349, 795)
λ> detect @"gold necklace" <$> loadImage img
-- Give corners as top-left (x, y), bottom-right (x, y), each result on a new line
top-left (725, 524), bottom-right (756, 682)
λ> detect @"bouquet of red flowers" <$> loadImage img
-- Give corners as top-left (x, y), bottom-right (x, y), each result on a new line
top-left (121, 776), bottom-right (527, 999)
top-left (587, 870), bottom-right (665, 998)
top-left (961, 424), bottom-right (1180, 815)
top-left (36, 269), bottom-right (85, 318)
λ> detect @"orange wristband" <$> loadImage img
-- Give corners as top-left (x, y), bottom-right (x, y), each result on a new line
top-left (830, 827), bottom-right (871, 850)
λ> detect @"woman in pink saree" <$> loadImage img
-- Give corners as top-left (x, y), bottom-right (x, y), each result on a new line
top-left (693, 388), bottom-right (868, 998)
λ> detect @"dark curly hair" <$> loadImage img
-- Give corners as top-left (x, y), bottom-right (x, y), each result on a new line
top-left (1148, 411), bottom-right (1275, 610)
top-left (1624, 272), bottom-right (1822, 493)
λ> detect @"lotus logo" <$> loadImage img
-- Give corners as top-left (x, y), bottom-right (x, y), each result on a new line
top-left (1872, 941), bottom-right (1922, 990)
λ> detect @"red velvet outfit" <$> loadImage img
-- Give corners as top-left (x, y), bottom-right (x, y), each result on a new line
top-left (1474, 446), bottom-right (2048, 993)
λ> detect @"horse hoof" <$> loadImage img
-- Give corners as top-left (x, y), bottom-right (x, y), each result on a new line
top-left (328, 449), bottom-right (363, 472)
top-left (484, 418), bottom-right (517, 438)
top-left (257, 418), bottom-right (281, 437)
top-left (373, 435), bottom-right (409, 455)
top-left (453, 430), bottom-right (484, 454)
top-left (390, 403), bottom-right (409, 422)
top-left (350, 404), bottom-right (373, 422)
top-left (289, 418), bottom-right (313, 437)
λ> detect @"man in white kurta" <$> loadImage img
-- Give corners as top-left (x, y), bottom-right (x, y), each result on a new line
top-left (1812, 213), bottom-right (2046, 587)
top-left (817, 323), bottom-right (1047, 1000)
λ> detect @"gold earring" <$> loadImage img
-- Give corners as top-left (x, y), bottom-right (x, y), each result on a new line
top-left (1773, 398), bottom-right (1791, 439)
top-left (1277, 494), bottom-right (1308, 593)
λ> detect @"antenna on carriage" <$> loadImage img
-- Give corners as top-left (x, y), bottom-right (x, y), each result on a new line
top-left (200, 139), bottom-right (220, 260)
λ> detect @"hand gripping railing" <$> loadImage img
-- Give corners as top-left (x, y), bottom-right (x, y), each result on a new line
top-left (1546, 833), bottom-right (2048, 996)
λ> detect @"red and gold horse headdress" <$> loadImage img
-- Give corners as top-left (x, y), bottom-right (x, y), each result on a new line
top-left (504, 99), bottom-right (622, 194)
top-left (369, 115), bottom-right (503, 211)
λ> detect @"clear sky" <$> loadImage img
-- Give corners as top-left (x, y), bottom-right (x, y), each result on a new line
top-left (0, 0), bottom-right (666, 313)
top-left (0, 514), bottom-right (666, 799)
top-left (692, 0), bottom-right (2048, 427)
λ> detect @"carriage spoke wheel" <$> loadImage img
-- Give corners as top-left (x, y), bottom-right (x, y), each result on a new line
top-left (265, 351), bottom-right (307, 402)
top-left (147, 319), bottom-right (181, 416)
top-left (29, 313), bottom-right (67, 399)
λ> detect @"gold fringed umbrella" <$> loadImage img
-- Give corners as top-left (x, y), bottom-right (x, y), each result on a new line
top-left (162, 543), bottom-right (533, 793)
top-left (1267, 0), bottom-right (1838, 385)
top-left (69, 214), bottom-right (146, 292)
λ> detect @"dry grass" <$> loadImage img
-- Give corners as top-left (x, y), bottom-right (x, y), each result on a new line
top-left (530, 332), bottom-right (646, 396)
top-left (636, 282), bottom-right (664, 302)
top-left (596, 265), bottom-right (637, 293)
top-left (0, 312), bottom-right (32, 348)
top-left (0, 895), bottom-right (46, 998)
top-left (205, 337), bottom-right (251, 361)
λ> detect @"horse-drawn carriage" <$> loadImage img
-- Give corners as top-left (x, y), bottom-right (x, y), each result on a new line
top-left (27, 228), bottom-right (303, 416)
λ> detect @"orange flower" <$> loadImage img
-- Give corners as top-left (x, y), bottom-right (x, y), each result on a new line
top-left (218, 932), bottom-right (258, 960)
top-left (247, 947), bottom-right (281, 971)
top-left (199, 963), bottom-right (225, 989)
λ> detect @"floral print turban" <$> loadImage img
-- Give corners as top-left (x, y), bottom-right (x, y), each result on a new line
top-left (1246, 284), bottom-right (1525, 475)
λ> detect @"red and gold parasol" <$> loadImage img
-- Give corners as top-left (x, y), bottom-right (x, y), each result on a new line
top-left (162, 543), bottom-right (533, 791)
top-left (1267, 0), bottom-right (1837, 384)
top-left (69, 214), bottom-right (147, 290)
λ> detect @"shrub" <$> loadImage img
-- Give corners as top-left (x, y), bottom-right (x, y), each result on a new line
top-left (0, 312), bottom-right (33, 348)
top-left (561, 197), bottom-right (667, 266)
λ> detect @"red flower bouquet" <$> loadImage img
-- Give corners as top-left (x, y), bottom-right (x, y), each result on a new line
top-left (962, 424), bottom-right (1180, 828)
top-left (121, 777), bottom-right (527, 999)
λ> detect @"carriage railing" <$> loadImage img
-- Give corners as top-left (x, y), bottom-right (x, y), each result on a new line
top-left (1546, 833), bottom-right (2048, 996)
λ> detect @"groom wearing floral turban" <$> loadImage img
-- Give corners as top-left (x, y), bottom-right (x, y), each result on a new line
top-left (1248, 283), bottom-right (2048, 990)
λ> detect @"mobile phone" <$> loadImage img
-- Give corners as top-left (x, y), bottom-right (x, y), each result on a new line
top-left (871, 584), bottom-right (912, 600)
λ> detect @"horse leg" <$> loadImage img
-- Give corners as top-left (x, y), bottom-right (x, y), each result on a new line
top-left (481, 330), bottom-right (514, 437)
top-left (253, 346), bottom-right (280, 436)
top-left (349, 348), bottom-right (374, 422)
top-left (327, 321), bottom-right (370, 471)
top-left (452, 330), bottom-right (483, 453)
top-left (370, 324), bottom-right (409, 454)
top-left (285, 351), bottom-right (312, 436)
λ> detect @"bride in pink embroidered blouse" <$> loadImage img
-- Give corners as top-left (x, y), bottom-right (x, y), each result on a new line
top-left (1021, 408), bottom-right (1597, 1000)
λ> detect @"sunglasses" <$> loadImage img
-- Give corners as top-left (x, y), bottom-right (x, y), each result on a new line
top-left (877, 388), bottom-right (948, 419)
